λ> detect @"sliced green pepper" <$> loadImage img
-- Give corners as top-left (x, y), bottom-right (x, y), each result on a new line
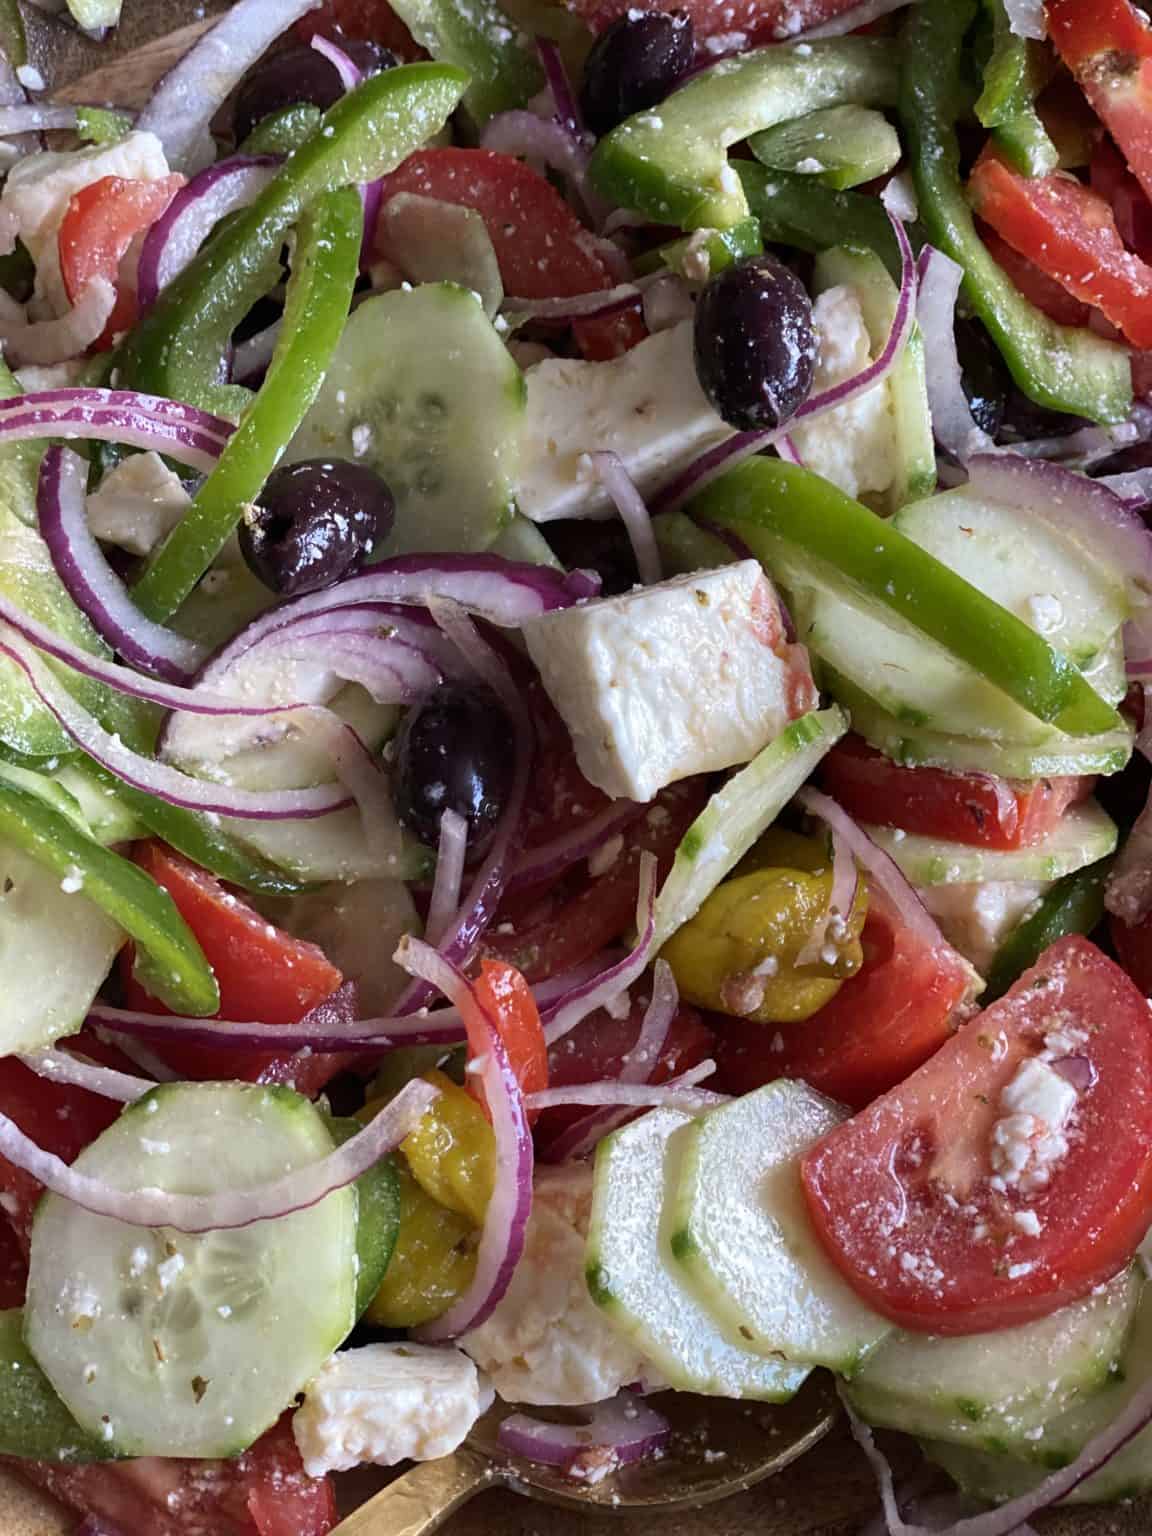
top-left (689, 459), bottom-right (1124, 739)
top-left (387, 0), bottom-right (542, 128)
top-left (133, 187), bottom-right (362, 622)
top-left (589, 38), bottom-right (899, 230)
top-left (0, 777), bottom-right (219, 1015)
top-left (123, 63), bottom-right (468, 415)
top-left (899, 0), bottom-right (1131, 423)
top-left (749, 104), bottom-right (902, 191)
top-left (736, 162), bottom-right (910, 281)
top-left (327, 1118), bottom-right (402, 1318)
top-left (635, 217), bottom-right (762, 280)
top-left (0, 1311), bottom-right (115, 1462)
top-left (984, 859), bottom-right (1110, 1001)
top-left (975, 0), bottom-right (1058, 176)
top-left (240, 104), bottom-right (323, 157)
top-left (74, 106), bottom-right (135, 146)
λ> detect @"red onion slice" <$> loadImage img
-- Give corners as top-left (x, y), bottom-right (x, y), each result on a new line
top-left (535, 35), bottom-right (586, 141)
top-left (3, 279), bottom-right (115, 368)
top-left (136, 0), bottom-right (320, 173)
top-left (541, 852), bottom-right (658, 1046)
top-left (38, 446), bottom-right (206, 684)
top-left (916, 246), bottom-right (994, 462)
top-left (590, 450), bottom-right (662, 585)
top-left (0, 104), bottom-right (87, 135)
top-left (507, 796), bottom-right (644, 893)
top-left (88, 999), bottom-right (468, 1054)
top-left (136, 156), bottom-right (280, 311)
top-left (503, 284), bottom-right (642, 323)
top-left (18, 1050), bottom-right (153, 1103)
top-left (0, 386), bottom-right (234, 437)
top-left (426, 808), bottom-right (468, 948)
top-left (524, 1058), bottom-right (723, 1113)
top-left (795, 824), bottom-right (859, 968)
top-left (619, 960), bottom-right (677, 1083)
top-left (310, 33), bottom-right (364, 93)
top-left (498, 1389), bottom-right (671, 1476)
top-left (0, 1076), bottom-right (437, 1233)
top-left (398, 938), bottom-right (535, 1340)
top-left (482, 109), bottom-right (590, 186)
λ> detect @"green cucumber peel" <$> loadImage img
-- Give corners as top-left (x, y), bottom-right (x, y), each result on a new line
top-left (689, 459), bottom-right (1125, 738)
top-left (749, 104), bottom-right (902, 191)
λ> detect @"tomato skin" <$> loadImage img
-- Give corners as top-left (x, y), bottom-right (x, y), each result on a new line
top-left (58, 174), bottom-right (184, 347)
top-left (1112, 911), bottom-right (1152, 995)
top-left (979, 223), bottom-right (1095, 328)
top-left (470, 959), bottom-right (549, 1120)
top-left (567, 0), bottom-right (861, 45)
top-left (1047, 0), bottom-right (1152, 204)
top-left (968, 150), bottom-right (1152, 349)
top-left (375, 148), bottom-right (647, 359)
top-left (122, 843), bottom-right (351, 1095)
top-left (818, 737), bottom-right (1094, 850)
top-left (7, 1416), bottom-right (335, 1536)
top-left (802, 936), bottom-right (1152, 1334)
top-left (714, 883), bottom-right (973, 1110)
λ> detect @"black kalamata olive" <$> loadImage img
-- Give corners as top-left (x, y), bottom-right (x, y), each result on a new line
top-left (579, 10), bottom-right (694, 139)
top-left (1001, 388), bottom-right (1092, 443)
top-left (394, 684), bottom-right (515, 857)
top-left (239, 458), bottom-right (394, 596)
top-left (954, 318), bottom-right (1007, 440)
top-left (233, 40), bottom-right (396, 144)
top-left (542, 519), bottom-right (639, 595)
top-left (1090, 441), bottom-right (1152, 479)
top-left (693, 254), bottom-right (816, 431)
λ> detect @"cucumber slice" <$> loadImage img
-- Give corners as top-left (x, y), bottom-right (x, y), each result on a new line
top-left (668, 1081), bottom-right (890, 1372)
top-left (844, 1265), bottom-right (1140, 1458)
top-left (823, 668), bottom-right (1134, 778)
top-left (26, 1082), bottom-right (359, 1459)
top-left (894, 489), bottom-right (1129, 669)
top-left (866, 799), bottom-right (1117, 886)
top-left (749, 105), bottom-right (902, 190)
top-left (586, 1108), bottom-right (809, 1399)
top-left (0, 835), bottom-right (123, 1053)
top-left (652, 706), bottom-right (847, 952)
top-left (812, 245), bottom-right (935, 511)
top-left (289, 283), bottom-right (523, 556)
top-left (0, 1309), bottom-right (115, 1462)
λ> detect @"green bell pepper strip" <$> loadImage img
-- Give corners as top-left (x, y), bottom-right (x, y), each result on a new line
top-left (983, 858), bottom-right (1110, 1002)
top-left (131, 186), bottom-right (362, 622)
top-left (749, 104), bottom-right (902, 191)
top-left (588, 38), bottom-right (899, 230)
top-left (123, 62), bottom-right (468, 416)
top-left (0, 777), bottom-right (219, 1014)
top-left (736, 161), bottom-right (912, 281)
top-left (241, 104), bottom-right (323, 157)
top-left (975, 0), bottom-right (1058, 176)
top-left (634, 217), bottom-right (762, 279)
top-left (74, 106), bottom-right (135, 146)
top-left (386, 0), bottom-right (542, 129)
top-left (689, 459), bottom-right (1125, 739)
top-left (327, 1118), bottom-right (402, 1318)
top-left (0, 1311), bottom-right (116, 1462)
top-left (899, 0), bottom-right (1131, 424)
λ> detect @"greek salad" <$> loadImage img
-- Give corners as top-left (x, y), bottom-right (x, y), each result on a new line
top-left (0, 0), bottom-right (1151, 1530)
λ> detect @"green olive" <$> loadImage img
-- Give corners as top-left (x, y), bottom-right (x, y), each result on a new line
top-left (662, 857), bottom-right (868, 1023)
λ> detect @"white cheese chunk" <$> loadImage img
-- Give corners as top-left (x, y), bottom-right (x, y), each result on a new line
top-left (517, 320), bottom-right (732, 522)
top-left (461, 1170), bottom-right (654, 1405)
top-left (86, 451), bottom-right (191, 557)
top-left (918, 879), bottom-right (1050, 974)
top-left (790, 285), bottom-right (897, 502)
top-left (521, 560), bottom-right (815, 802)
top-left (0, 132), bottom-right (170, 315)
top-left (292, 1343), bottom-right (485, 1477)
top-left (990, 1058), bottom-right (1079, 1193)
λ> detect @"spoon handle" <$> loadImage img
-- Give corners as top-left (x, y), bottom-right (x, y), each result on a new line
top-left (330, 1446), bottom-right (498, 1536)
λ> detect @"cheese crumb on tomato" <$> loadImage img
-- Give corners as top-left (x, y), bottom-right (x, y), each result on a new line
top-left (990, 1057), bottom-right (1079, 1193)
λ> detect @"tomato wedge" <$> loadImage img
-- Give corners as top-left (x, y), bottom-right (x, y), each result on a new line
top-left (375, 147), bottom-right (646, 359)
top-left (58, 174), bottom-right (184, 348)
top-left (714, 883), bottom-right (973, 1110)
top-left (968, 149), bottom-right (1152, 349)
top-left (122, 843), bottom-right (352, 1095)
top-left (470, 958), bottom-right (549, 1115)
top-left (1047, 0), bottom-right (1152, 204)
top-left (802, 936), bottom-right (1152, 1334)
top-left (980, 222), bottom-right (1095, 328)
top-left (818, 737), bottom-right (1094, 850)
top-left (8, 1416), bottom-right (335, 1536)
top-left (566, 0), bottom-right (862, 45)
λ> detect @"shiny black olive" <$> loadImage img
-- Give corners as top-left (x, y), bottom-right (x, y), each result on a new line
top-left (393, 684), bottom-right (515, 857)
top-left (693, 254), bottom-right (816, 431)
top-left (542, 518), bottom-right (639, 595)
top-left (579, 10), bottom-right (694, 139)
top-left (239, 458), bottom-right (394, 596)
top-left (1090, 440), bottom-right (1152, 479)
top-left (954, 318), bottom-right (1007, 439)
top-left (232, 40), bottom-right (396, 144)
top-left (1000, 389), bottom-right (1092, 443)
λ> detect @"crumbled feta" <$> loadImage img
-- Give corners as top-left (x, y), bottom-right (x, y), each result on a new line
top-left (990, 1058), bottom-right (1079, 1192)
top-left (462, 1171), bottom-right (655, 1405)
top-left (918, 880), bottom-right (1050, 973)
top-left (790, 285), bottom-right (896, 502)
top-left (15, 65), bottom-right (44, 92)
top-left (86, 452), bottom-right (191, 558)
top-left (522, 561), bottom-right (816, 801)
top-left (293, 1344), bottom-right (485, 1477)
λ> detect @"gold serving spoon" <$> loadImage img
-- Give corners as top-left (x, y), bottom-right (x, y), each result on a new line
top-left (331, 1374), bottom-right (837, 1535)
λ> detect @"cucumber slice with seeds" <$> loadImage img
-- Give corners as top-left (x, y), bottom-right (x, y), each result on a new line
top-left (26, 1082), bottom-right (358, 1459)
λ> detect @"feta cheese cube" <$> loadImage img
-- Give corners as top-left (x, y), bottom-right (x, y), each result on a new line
top-left (517, 320), bottom-right (732, 522)
top-left (990, 1057), bottom-right (1079, 1192)
top-left (87, 451), bottom-right (191, 557)
top-left (918, 880), bottom-right (1050, 974)
top-left (0, 132), bottom-right (170, 315)
top-left (292, 1343), bottom-right (485, 1477)
top-left (521, 561), bottom-right (816, 802)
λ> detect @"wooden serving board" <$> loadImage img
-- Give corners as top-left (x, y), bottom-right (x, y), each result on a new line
top-left (0, 5), bottom-right (1147, 1532)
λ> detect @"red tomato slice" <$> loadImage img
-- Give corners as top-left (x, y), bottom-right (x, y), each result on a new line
top-left (58, 174), bottom-right (184, 349)
top-left (566, 0), bottom-right (861, 45)
top-left (714, 883), bottom-right (974, 1110)
top-left (802, 936), bottom-right (1152, 1333)
top-left (818, 736), bottom-right (1094, 850)
top-left (979, 222), bottom-right (1095, 328)
top-left (1111, 910), bottom-right (1152, 995)
top-left (8, 1416), bottom-right (335, 1536)
top-left (968, 150), bottom-right (1152, 349)
top-left (1047, 0), bottom-right (1152, 205)
top-left (122, 843), bottom-right (352, 1096)
top-left (470, 958), bottom-right (549, 1120)
top-left (375, 147), bottom-right (647, 359)
top-left (0, 1217), bottom-right (27, 1309)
